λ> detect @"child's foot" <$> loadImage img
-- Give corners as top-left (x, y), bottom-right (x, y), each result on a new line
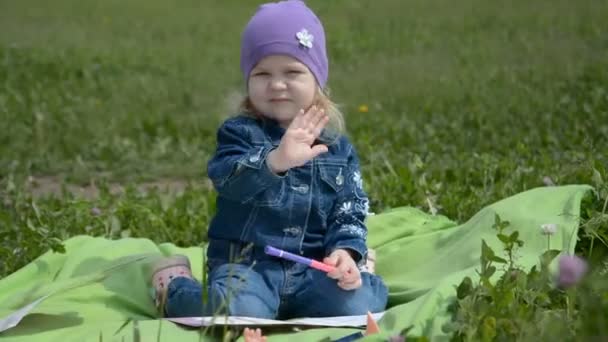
top-left (365, 249), bottom-right (376, 274)
top-left (243, 328), bottom-right (267, 342)
top-left (151, 255), bottom-right (193, 309)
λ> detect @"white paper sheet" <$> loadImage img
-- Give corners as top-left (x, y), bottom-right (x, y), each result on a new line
top-left (1, 293), bottom-right (385, 332)
top-left (0, 294), bottom-right (52, 333)
top-left (167, 311), bottom-right (385, 328)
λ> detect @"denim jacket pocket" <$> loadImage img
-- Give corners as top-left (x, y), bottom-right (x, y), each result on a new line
top-left (316, 158), bottom-right (347, 219)
top-left (318, 159), bottom-right (347, 193)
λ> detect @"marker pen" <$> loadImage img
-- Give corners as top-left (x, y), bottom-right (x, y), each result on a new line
top-left (264, 245), bottom-right (336, 273)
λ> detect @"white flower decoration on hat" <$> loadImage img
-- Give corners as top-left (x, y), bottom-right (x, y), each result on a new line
top-left (296, 28), bottom-right (314, 49)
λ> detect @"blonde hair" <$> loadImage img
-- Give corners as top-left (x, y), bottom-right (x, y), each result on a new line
top-left (240, 87), bottom-right (345, 144)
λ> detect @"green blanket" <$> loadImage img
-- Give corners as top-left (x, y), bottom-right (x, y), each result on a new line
top-left (0, 185), bottom-right (592, 341)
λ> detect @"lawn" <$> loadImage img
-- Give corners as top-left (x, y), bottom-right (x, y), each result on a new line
top-left (1, 0), bottom-right (607, 340)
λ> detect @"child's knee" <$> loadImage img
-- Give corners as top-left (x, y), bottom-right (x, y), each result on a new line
top-left (317, 274), bottom-right (388, 316)
top-left (210, 263), bottom-right (279, 319)
top-left (340, 284), bottom-right (388, 315)
top-left (212, 282), bottom-right (278, 319)
top-left (226, 295), bottom-right (277, 319)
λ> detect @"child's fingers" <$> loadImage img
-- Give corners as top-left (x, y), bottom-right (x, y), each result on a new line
top-left (304, 105), bottom-right (324, 132)
top-left (327, 270), bottom-right (342, 279)
top-left (324, 255), bottom-right (338, 266)
top-left (340, 265), bottom-right (358, 281)
top-left (307, 107), bottom-right (324, 130)
top-left (330, 261), bottom-right (351, 280)
top-left (338, 277), bottom-right (362, 290)
top-left (326, 266), bottom-right (342, 279)
top-left (339, 276), bottom-right (361, 286)
top-left (301, 105), bottom-right (316, 125)
top-left (327, 267), bottom-right (342, 280)
top-left (243, 327), bottom-right (267, 342)
top-left (312, 111), bottom-right (329, 137)
top-left (338, 261), bottom-right (360, 285)
top-left (288, 109), bottom-right (306, 129)
top-left (338, 272), bottom-right (362, 289)
top-left (309, 144), bottom-right (328, 159)
top-left (324, 256), bottom-right (342, 279)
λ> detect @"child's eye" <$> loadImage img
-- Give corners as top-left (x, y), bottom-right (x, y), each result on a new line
top-left (287, 70), bottom-right (302, 74)
top-left (253, 71), bottom-right (270, 76)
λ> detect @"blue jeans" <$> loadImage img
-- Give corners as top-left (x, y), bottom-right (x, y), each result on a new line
top-left (164, 257), bottom-right (388, 319)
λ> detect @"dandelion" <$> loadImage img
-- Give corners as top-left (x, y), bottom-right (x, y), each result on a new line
top-left (358, 104), bottom-right (369, 113)
top-left (557, 254), bottom-right (588, 289)
top-left (540, 223), bottom-right (557, 235)
top-left (541, 223), bottom-right (557, 250)
top-left (542, 176), bottom-right (555, 186)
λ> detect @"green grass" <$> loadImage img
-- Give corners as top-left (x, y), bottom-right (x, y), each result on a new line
top-left (1, 0), bottom-right (607, 339)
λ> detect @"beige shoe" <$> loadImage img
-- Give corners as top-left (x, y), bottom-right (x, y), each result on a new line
top-left (366, 249), bottom-right (376, 274)
top-left (151, 255), bottom-right (193, 308)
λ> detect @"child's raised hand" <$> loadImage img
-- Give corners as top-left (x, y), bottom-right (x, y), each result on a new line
top-left (324, 249), bottom-right (362, 291)
top-left (267, 106), bottom-right (329, 173)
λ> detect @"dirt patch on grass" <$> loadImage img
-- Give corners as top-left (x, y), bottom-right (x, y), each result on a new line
top-left (25, 176), bottom-right (213, 199)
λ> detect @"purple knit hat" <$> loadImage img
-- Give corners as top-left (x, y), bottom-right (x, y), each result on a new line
top-left (240, 0), bottom-right (328, 88)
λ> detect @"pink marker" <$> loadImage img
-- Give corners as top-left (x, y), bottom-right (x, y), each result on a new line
top-left (264, 245), bottom-right (336, 273)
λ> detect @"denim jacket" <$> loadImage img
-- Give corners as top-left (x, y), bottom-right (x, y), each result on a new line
top-left (206, 115), bottom-right (371, 264)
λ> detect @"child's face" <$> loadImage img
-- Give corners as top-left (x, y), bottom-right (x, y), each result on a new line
top-left (248, 55), bottom-right (317, 128)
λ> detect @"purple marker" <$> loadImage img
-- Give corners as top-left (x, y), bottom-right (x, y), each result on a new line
top-left (264, 245), bottom-right (336, 273)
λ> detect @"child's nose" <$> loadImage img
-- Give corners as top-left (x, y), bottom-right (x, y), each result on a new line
top-left (269, 77), bottom-right (288, 90)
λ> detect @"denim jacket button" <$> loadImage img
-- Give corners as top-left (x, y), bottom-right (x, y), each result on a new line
top-left (249, 155), bottom-right (260, 163)
top-left (292, 184), bottom-right (309, 194)
top-left (336, 174), bottom-right (344, 186)
top-left (283, 226), bottom-right (301, 236)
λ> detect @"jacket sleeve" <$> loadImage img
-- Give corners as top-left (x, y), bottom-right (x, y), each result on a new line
top-left (207, 118), bottom-right (285, 203)
top-left (323, 143), bottom-right (370, 264)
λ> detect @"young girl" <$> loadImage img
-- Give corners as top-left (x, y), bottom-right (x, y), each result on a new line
top-left (151, 0), bottom-right (388, 319)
